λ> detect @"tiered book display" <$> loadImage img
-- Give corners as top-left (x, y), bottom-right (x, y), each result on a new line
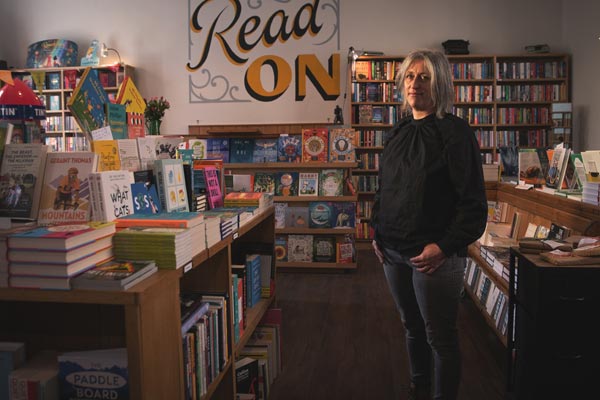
top-left (188, 123), bottom-right (359, 270)
top-left (0, 207), bottom-right (276, 400)
top-left (11, 64), bottom-right (134, 151)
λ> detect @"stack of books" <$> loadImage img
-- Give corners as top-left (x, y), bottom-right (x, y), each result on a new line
top-left (6, 222), bottom-right (116, 290)
top-left (224, 192), bottom-right (274, 210)
top-left (113, 226), bottom-right (198, 270)
top-left (203, 216), bottom-right (222, 249)
top-left (71, 259), bottom-right (158, 291)
top-left (201, 209), bottom-right (240, 239)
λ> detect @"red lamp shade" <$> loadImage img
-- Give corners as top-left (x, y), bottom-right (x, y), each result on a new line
top-left (0, 78), bottom-right (46, 120)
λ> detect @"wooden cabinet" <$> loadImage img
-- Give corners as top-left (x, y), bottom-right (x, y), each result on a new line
top-left (0, 208), bottom-right (275, 400)
top-left (507, 249), bottom-right (600, 399)
top-left (11, 64), bottom-right (134, 151)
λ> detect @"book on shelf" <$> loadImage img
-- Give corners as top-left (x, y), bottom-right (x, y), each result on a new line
top-left (136, 137), bottom-right (157, 169)
top-left (234, 357), bottom-right (259, 398)
top-left (67, 67), bottom-right (110, 136)
top-left (277, 134), bottom-right (301, 162)
top-left (0, 341), bottom-right (26, 400)
top-left (253, 172), bottom-right (276, 194)
top-left (559, 152), bottom-right (584, 193)
top-left (274, 236), bottom-right (287, 262)
top-left (308, 201), bottom-right (334, 228)
top-left (8, 350), bottom-right (59, 400)
top-left (287, 234), bottom-right (313, 262)
top-left (245, 254), bottom-right (262, 308)
top-left (130, 182), bottom-right (161, 214)
top-left (153, 158), bottom-right (190, 212)
top-left (319, 169), bottom-right (344, 196)
top-left (498, 145), bottom-right (519, 183)
top-left (187, 138), bottom-right (207, 159)
top-left (274, 203), bottom-right (286, 229)
top-left (202, 165), bottom-right (223, 209)
top-left (37, 151), bottom-right (99, 225)
top-left (154, 135), bottom-right (185, 159)
top-left (301, 127), bottom-right (329, 162)
top-left (105, 102), bottom-right (128, 140)
top-left (313, 235), bottom-right (336, 262)
top-left (336, 234), bottom-right (355, 263)
top-left (284, 206), bottom-right (309, 228)
top-left (90, 170), bottom-right (135, 222)
top-left (0, 143), bottom-right (49, 220)
top-left (329, 127), bottom-right (357, 162)
top-left (58, 348), bottom-right (128, 400)
top-left (116, 210), bottom-right (205, 229)
top-left (298, 172), bottom-right (319, 196)
top-left (274, 171), bottom-right (299, 197)
top-left (71, 258), bottom-right (157, 291)
top-left (232, 174), bottom-right (254, 193)
top-left (253, 138), bottom-right (278, 163)
top-left (206, 138), bottom-right (230, 162)
top-left (331, 202), bottom-right (356, 228)
top-left (224, 192), bottom-right (272, 209)
top-left (229, 138), bottom-right (255, 163)
top-left (7, 221), bottom-right (116, 251)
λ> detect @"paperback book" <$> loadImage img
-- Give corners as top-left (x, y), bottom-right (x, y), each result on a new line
top-left (206, 138), bottom-right (230, 162)
top-left (287, 234), bottom-right (313, 262)
top-left (130, 182), bottom-right (161, 214)
top-left (7, 221), bottom-right (116, 251)
top-left (71, 259), bottom-right (158, 291)
top-left (90, 170), bottom-right (135, 222)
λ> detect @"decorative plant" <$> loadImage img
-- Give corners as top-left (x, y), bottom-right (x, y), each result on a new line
top-left (144, 96), bottom-right (170, 121)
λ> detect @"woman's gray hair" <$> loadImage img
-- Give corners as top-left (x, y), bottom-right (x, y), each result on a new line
top-left (396, 49), bottom-right (454, 119)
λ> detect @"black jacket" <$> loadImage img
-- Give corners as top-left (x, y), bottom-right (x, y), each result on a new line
top-left (371, 113), bottom-right (487, 257)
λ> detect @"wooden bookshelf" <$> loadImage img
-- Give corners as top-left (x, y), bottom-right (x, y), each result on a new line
top-left (0, 207), bottom-right (276, 400)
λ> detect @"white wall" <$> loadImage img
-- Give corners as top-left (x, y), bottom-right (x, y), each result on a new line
top-left (4, 0), bottom-right (594, 147)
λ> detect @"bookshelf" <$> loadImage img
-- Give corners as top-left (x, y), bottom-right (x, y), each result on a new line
top-left (10, 64), bottom-right (134, 151)
top-left (188, 123), bottom-right (359, 270)
top-left (465, 182), bottom-right (598, 346)
top-left (0, 208), bottom-right (276, 400)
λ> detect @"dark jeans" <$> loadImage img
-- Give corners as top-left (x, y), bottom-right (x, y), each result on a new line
top-left (381, 246), bottom-right (465, 400)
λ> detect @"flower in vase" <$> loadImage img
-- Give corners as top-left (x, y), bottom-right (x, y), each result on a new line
top-left (144, 96), bottom-right (170, 122)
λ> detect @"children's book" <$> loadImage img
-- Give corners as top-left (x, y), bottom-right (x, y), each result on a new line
top-left (67, 67), bottom-right (110, 135)
top-left (331, 201), bottom-right (356, 228)
top-left (277, 134), bottom-right (301, 162)
top-left (275, 172), bottom-right (299, 196)
top-left (91, 170), bottom-right (135, 222)
top-left (319, 169), bottom-right (344, 196)
top-left (93, 139), bottom-right (121, 171)
top-left (187, 138), bottom-right (207, 159)
top-left (130, 182), bottom-right (161, 214)
top-left (287, 234), bottom-right (313, 262)
top-left (106, 103), bottom-right (128, 140)
top-left (253, 138), bottom-right (278, 163)
top-left (136, 137), bottom-right (157, 169)
top-left (203, 165), bottom-right (224, 209)
top-left (153, 158), bottom-right (189, 212)
top-left (229, 138), bottom-right (255, 163)
top-left (0, 143), bottom-right (49, 219)
top-left (37, 151), bottom-right (99, 225)
top-left (274, 236), bottom-right (287, 262)
top-left (298, 172), bottom-right (319, 196)
top-left (329, 128), bottom-right (357, 162)
top-left (71, 259), bottom-right (158, 291)
top-left (313, 235), bottom-right (336, 262)
top-left (117, 138), bottom-right (141, 171)
top-left (302, 128), bottom-right (329, 162)
top-left (284, 206), bottom-right (309, 228)
top-left (154, 135), bottom-right (185, 159)
top-left (115, 76), bottom-right (146, 114)
top-left (308, 201), bottom-right (334, 228)
top-left (253, 172), bottom-right (276, 194)
top-left (206, 138), bottom-right (230, 162)
top-left (545, 145), bottom-right (570, 189)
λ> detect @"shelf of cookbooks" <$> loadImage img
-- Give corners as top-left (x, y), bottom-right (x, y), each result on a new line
top-left (10, 64), bottom-right (135, 152)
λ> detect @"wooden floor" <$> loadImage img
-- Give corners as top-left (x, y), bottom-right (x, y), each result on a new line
top-left (268, 248), bottom-right (507, 400)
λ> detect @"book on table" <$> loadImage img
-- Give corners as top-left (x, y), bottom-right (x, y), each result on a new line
top-left (7, 221), bottom-right (116, 251)
top-left (90, 169), bottom-right (135, 222)
top-left (7, 234), bottom-right (113, 264)
top-left (71, 259), bottom-right (158, 291)
top-left (116, 211), bottom-right (205, 228)
top-left (153, 158), bottom-right (189, 212)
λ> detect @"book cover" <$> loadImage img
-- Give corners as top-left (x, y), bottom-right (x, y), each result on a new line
top-left (117, 138), bottom-right (141, 171)
top-left (229, 138), bottom-right (255, 163)
top-left (67, 67), bottom-right (110, 134)
top-left (284, 206), bottom-right (309, 228)
top-left (206, 138), bottom-right (230, 163)
top-left (580, 150), bottom-right (600, 183)
top-left (274, 203), bottom-right (286, 229)
top-left (154, 135), bottom-right (185, 159)
top-left (308, 201), bottom-right (334, 228)
top-left (116, 211), bottom-right (204, 229)
top-left (275, 171), bottom-right (299, 196)
top-left (0, 143), bottom-right (49, 219)
top-left (302, 128), bottom-right (329, 162)
top-left (8, 221), bottom-right (116, 251)
top-left (277, 134), bottom-right (301, 162)
top-left (313, 235), bottom-right (336, 262)
top-left (561, 152), bottom-right (584, 193)
top-left (499, 145), bottom-right (519, 183)
top-left (336, 234), bottom-right (355, 263)
top-left (0, 342), bottom-right (25, 400)
top-left (253, 172), bottom-right (276, 194)
top-left (298, 172), bottom-right (319, 196)
top-left (202, 165), bottom-right (224, 209)
top-left (517, 148), bottom-right (546, 186)
top-left (153, 158), bottom-right (189, 212)
top-left (37, 151), bottom-right (99, 225)
top-left (287, 234), bottom-right (313, 262)
top-left (329, 128), bottom-right (357, 162)
top-left (234, 357), bottom-right (259, 396)
top-left (253, 138), bottom-right (278, 163)
top-left (71, 259), bottom-right (158, 291)
top-left (187, 138), bottom-right (207, 159)
top-left (106, 103), bottom-right (128, 140)
top-left (546, 145), bottom-right (571, 189)
top-left (115, 76), bottom-right (146, 114)
top-left (136, 137), bottom-right (157, 169)
top-left (331, 201), bottom-right (356, 228)
top-left (319, 169), bottom-right (344, 196)
top-left (92, 170), bottom-right (135, 222)
top-left (126, 112), bottom-right (145, 139)
top-left (93, 139), bottom-right (121, 171)
top-left (58, 348), bottom-right (128, 400)
top-left (130, 182), bottom-right (161, 214)
top-left (274, 236), bottom-right (287, 262)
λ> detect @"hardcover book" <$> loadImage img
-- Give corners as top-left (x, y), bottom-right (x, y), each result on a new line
top-left (287, 234), bottom-right (313, 262)
top-left (229, 138), bottom-right (255, 163)
top-left (116, 211), bottom-right (204, 229)
top-left (0, 143), bottom-right (49, 219)
top-left (545, 145), bottom-right (571, 189)
top-left (67, 67), bottom-right (110, 134)
top-left (154, 135), bottom-right (185, 159)
top-left (274, 235), bottom-right (287, 262)
top-left (253, 172), bottom-right (276, 194)
top-left (136, 137), bottom-right (157, 169)
top-left (187, 138), bottom-right (207, 159)
top-left (275, 171), bottom-right (299, 196)
top-left (253, 138), bottom-right (278, 163)
top-left (93, 139), bottom-right (121, 171)
top-left (71, 259), bottom-right (158, 291)
top-left (206, 138), bottom-right (230, 162)
top-left (284, 206), bottom-right (309, 228)
top-left (298, 172), bottom-right (319, 196)
top-left (331, 201), bottom-right (356, 228)
top-left (313, 235), bottom-right (336, 262)
top-left (301, 128), bottom-right (329, 162)
top-left (329, 128), bottom-right (357, 162)
top-left (308, 201), bottom-right (334, 228)
top-left (277, 134), bottom-right (301, 162)
top-left (518, 148), bottom-right (547, 186)
top-left (117, 138), bottom-right (141, 171)
top-left (106, 103), bottom-right (128, 140)
top-left (153, 158), bottom-right (189, 212)
top-left (91, 170), bottom-right (135, 222)
top-left (37, 151), bottom-right (99, 225)
top-left (319, 169), bottom-right (344, 196)
top-left (115, 76), bottom-right (146, 114)
top-left (130, 182), bottom-right (161, 214)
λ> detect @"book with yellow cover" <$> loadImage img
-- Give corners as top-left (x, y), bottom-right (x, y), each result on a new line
top-left (92, 140), bottom-right (121, 171)
top-left (115, 76), bottom-right (146, 114)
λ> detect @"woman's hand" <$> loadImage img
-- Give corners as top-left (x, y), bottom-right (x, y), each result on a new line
top-left (372, 240), bottom-right (384, 263)
top-left (410, 243), bottom-right (446, 274)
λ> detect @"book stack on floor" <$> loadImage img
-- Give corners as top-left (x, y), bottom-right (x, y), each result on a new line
top-left (6, 221), bottom-right (116, 290)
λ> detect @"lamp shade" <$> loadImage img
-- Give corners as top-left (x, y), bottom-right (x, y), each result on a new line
top-left (0, 78), bottom-right (46, 120)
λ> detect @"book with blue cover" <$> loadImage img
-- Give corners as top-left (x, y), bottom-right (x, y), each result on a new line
top-left (246, 254), bottom-right (262, 308)
top-left (331, 201), bottom-right (356, 228)
top-left (67, 67), bottom-right (110, 134)
top-left (277, 134), bottom-right (301, 162)
top-left (229, 138), bottom-right (255, 163)
top-left (308, 201), bottom-right (334, 228)
top-left (253, 138), bottom-right (278, 163)
top-left (207, 138), bottom-right (230, 162)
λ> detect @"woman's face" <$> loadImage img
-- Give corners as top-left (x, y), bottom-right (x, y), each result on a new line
top-left (404, 59), bottom-right (435, 118)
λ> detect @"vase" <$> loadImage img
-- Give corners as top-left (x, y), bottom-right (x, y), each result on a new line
top-left (146, 119), bottom-right (161, 135)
